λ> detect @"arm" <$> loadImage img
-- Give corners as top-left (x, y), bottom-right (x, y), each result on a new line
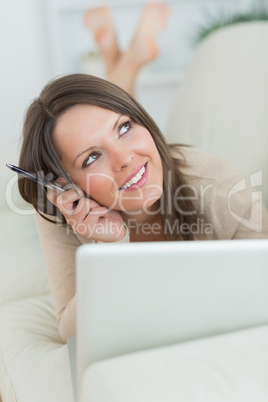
top-left (35, 213), bottom-right (93, 342)
top-left (35, 180), bottom-right (127, 342)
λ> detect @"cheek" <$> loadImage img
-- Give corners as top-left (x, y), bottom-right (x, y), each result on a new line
top-left (135, 129), bottom-right (154, 149)
top-left (79, 175), bottom-right (116, 206)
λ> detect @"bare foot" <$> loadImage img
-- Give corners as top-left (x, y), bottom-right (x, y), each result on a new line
top-left (107, 2), bottom-right (169, 95)
top-left (83, 7), bottom-right (121, 74)
top-left (128, 2), bottom-right (170, 67)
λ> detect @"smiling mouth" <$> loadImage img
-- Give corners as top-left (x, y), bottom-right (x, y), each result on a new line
top-left (119, 164), bottom-right (147, 190)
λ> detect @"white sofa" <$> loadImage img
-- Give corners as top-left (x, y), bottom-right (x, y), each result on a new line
top-left (1, 209), bottom-right (268, 402)
top-left (1, 22), bottom-right (268, 402)
top-left (0, 209), bottom-right (74, 402)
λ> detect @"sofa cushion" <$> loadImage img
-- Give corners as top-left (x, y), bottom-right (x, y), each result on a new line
top-left (0, 211), bottom-right (50, 305)
top-left (0, 208), bottom-right (73, 402)
top-left (0, 295), bottom-right (73, 402)
top-left (80, 325), bottom-right (268, 402)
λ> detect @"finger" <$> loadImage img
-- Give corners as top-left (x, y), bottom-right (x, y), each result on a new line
top-left (54, 177), bottom-right (84, 197)
top-left (54, 177), bottom-right (68, 186)
top-left (56, 190), bottom-right (81, 214)
top-left (68, 205), bottom-right (107, 236)
top-left (46, 177), bottom-right (70, 205)
top-left (72, 198), bottom-right (107, 221)
top-left (73, 197), bottom-right (105, 212)
top-left (47, 188), bottom-right (80, 214)
top-left (46, 188), bottom-right (58, 206)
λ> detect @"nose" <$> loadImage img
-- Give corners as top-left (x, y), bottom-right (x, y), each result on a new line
top-left (110, 144), bottom-right (133, 172)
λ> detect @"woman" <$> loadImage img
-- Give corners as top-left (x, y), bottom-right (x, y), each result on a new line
top-left (18, 72), bottom-right (268, 342)
top-left (18, 6), bottom-right (268, 342)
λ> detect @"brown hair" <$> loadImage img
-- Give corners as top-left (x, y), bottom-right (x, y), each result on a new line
top-left (19, 74), bottom-right (196, 240)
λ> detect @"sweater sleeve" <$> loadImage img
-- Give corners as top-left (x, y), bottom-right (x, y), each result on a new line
top-left (34, 213), bottom-right (91, 342)
top-left (34, 213), bottom-right (130, 342)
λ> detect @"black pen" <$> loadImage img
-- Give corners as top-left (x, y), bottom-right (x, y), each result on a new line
top-left (6, 164), bottom-right (65, 193)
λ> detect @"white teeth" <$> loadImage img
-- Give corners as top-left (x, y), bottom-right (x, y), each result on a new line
top-left (120, 166), bottom-right (146, 190)
top-left (134, 173), bottom-right (141, 182)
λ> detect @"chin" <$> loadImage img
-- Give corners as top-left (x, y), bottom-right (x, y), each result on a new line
top-left (118, 192), bottom-right (163, 214)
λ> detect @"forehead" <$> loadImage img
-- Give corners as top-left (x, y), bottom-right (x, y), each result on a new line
top-left (53, 104), bottom-right (120, 151)
top-left (56, 104), bottom-right (118, 132)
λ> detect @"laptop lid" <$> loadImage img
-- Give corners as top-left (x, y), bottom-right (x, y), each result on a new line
top-left (76, 239), bottom-right (268, 391)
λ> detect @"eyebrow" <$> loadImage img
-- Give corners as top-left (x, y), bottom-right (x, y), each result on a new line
top-left (73, 114), bottom-right (123, 166)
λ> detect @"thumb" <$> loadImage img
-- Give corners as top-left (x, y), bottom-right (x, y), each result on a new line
top-left (53, 177), bottom-right (84, 197)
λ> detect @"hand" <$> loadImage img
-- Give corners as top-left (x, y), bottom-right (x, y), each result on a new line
top-left (46, 178), bottom-right (126, 242)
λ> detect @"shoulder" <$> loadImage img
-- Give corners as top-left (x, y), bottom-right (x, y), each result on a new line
top-left (172, 145), bottom-right (243, 182)
top-left (171, 146), bottom-right (267, 239)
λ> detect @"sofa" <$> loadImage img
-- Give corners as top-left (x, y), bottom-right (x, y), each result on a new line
top-left (1, 22), bottom-right (268, 402)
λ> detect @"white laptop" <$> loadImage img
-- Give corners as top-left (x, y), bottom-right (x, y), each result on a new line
top-left (72, 239), bottom-right (268, 400)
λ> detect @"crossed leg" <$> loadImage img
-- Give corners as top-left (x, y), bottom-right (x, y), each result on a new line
top-left (84, 2), bottom-right (169, 96)
top-left (84, 7), bottom-right (121, 77)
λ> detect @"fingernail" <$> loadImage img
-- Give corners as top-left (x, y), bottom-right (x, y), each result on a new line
top-left (91, 207), bottom-right (107, 215)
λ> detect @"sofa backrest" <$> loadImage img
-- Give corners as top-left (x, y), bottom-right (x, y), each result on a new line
top-left (166, 22), bottom-right (268, 207)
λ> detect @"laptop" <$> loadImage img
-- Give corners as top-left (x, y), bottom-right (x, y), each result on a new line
top-left (71, 239), bottom-right (268, 400)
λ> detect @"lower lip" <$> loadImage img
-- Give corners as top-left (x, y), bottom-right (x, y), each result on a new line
top-left (122, 163), bottom-right (148, 192)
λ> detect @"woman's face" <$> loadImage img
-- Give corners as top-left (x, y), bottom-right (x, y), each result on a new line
top-left (53, 104), bottom-right (163, 213)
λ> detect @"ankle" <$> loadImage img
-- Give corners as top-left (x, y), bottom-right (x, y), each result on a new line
top-left (107, 52), bottom-right (139, 95)
top-left (120, 49), bottom-right (144, 71)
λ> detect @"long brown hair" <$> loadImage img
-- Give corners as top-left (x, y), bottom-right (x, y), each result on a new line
top-left (19, 74), bottom-right (196, 240)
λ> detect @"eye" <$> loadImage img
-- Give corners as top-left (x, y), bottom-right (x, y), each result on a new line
top-left (119, 120), bottom-right (133, 136)
top-left (82, 151), bottom-right (101, 168)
